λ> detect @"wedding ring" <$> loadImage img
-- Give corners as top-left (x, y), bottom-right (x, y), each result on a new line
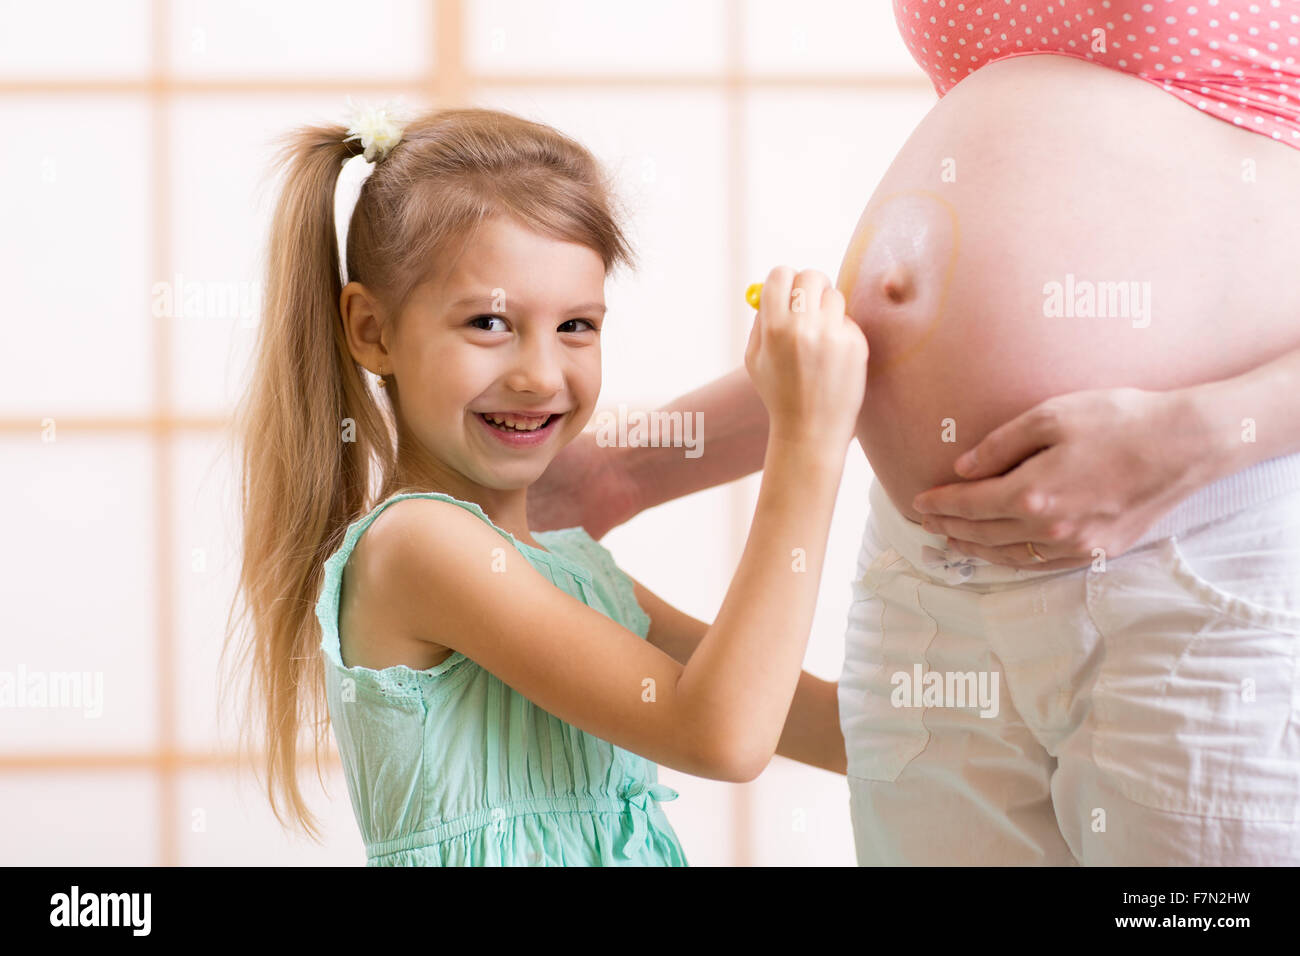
top-left (1025, 541), bottom-right (1047, 563)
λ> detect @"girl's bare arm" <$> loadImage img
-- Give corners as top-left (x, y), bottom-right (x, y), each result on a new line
top-left (398, 267), bottom-right (867, 779)
top-left (629, 575), bottom-right (846, 775)
top-left (369, 436), bottom-right (846, 783)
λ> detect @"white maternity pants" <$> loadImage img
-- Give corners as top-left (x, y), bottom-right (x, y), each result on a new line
top-left (839, 456), bottom-right (1300, 865)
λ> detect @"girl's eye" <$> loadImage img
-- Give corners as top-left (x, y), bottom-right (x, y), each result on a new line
top-left (469, 315), bottom-right (597, 334)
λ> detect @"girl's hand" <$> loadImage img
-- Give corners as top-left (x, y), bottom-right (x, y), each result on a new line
top-left (744, 266), bottom-right (868, 449)
top-left (910, 387), bottom-right (1214, 570)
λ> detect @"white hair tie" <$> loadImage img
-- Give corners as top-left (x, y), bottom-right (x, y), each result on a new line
top-left (333, 96), bottom-right (410, 287)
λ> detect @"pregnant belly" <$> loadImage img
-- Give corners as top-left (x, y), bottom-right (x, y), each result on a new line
top-left (840, 53), bottom-right (1300, 524)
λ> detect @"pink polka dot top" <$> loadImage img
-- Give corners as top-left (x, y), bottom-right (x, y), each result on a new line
top-left (894, 0), bottom-right (1300, 148)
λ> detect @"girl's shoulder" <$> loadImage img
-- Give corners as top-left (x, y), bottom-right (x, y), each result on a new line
top-left (317, 491), bottom-right (512, 678)
top-left (355, 491), bottom-right (513, 547)
top-left (325, 491), bottom-right (513, 603)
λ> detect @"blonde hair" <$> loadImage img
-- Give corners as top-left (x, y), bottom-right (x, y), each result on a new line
top-left (221, 107), bottom-right (635, 840)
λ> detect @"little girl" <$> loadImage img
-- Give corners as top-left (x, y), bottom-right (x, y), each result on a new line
top-left (226, 103), bottom-right (867, 866)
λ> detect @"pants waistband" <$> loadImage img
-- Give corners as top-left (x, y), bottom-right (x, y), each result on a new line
top-left (1132, 453), bottom-right (1300, 548)
top-left (866, 453), bottom-right (1300, 587)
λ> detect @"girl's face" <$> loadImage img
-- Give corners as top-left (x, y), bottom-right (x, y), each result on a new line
top-left (387, 215), bottom-right (606, 492)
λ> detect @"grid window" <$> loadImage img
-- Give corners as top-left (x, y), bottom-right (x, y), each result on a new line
top-left (2, 0), bottom-right (933, 866)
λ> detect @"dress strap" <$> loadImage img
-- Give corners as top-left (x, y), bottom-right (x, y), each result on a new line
top-left (317, 491), bottom-right (512, 674)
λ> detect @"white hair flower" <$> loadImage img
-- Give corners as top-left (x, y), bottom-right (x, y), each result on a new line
top-left (342, 95), bottom-right (411, 162)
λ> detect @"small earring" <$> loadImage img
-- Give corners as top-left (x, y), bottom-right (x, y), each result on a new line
top-left (375, 369), bottom-right (387, 387)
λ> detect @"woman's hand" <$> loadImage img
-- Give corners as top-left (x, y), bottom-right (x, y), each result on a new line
top-left (910, 387), bottom-right (1219, 570)
top-left (527, 431), bottom-right (642, 539)
top-left (745, 266), bottom-right (868, 450)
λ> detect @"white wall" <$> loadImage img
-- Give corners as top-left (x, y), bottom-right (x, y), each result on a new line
top-left (0, 0), bottom-right (935, 866)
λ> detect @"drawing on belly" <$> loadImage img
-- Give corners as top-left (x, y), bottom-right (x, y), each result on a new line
top-left (837, 190), bottom-right (961, 374)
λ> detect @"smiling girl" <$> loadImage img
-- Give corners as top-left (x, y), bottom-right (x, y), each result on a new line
top-left (224, 105), bottom-right (866, 866)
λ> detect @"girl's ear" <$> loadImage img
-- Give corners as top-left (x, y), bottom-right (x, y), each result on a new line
top-left (339, 281), bottom-right (391, 374)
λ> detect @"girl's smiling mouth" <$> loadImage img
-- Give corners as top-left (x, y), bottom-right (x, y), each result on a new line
top-left (473, 410), bottom-right (565, 447)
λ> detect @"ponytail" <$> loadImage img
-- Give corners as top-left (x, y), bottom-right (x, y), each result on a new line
top-left (223, 108), bottom-right (634, 839)
top-left (221, 125), bottom-right (395, 840)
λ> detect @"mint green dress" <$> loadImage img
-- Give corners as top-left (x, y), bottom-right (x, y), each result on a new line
top-left (314, 491), bottom-right (689, 866)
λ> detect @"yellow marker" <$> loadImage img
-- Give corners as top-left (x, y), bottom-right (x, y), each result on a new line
top-left (744, 282), bottom-right (763, 310)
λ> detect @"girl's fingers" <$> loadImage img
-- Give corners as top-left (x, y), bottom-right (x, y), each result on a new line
top-left (762, 266), bottom-right (796, 326)
top-left (790, 269), bottom-right (829, 319)
top-left (822, 284), bottom-right (845, 314)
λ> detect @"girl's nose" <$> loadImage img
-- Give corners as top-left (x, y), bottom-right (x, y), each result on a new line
top-left (505, 337), bottom-right (566, 395)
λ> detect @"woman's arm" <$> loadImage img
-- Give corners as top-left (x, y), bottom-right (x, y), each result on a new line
top-left (629, 576), bottom-right (847, 776)
top-left (528, 365), bottom-right (770, 538)
top-left (1178, 344), bottom-right (1300, 480)
top-left (621, 365), bottom-right (771, 518)
top-left (911, 345), bottom-right (1300, 568)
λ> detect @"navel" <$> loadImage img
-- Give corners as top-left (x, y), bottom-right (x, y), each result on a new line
top-left (837, 190), bottom-right (960, 374)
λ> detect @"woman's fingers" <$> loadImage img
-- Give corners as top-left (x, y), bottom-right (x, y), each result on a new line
top-left (920, 514), bottom-right (1030, 546)
top-left (913, 471), bottom-right (1031, 521)
top-left (952, 400), bottom-right (1063, 479)
top-left (914, 389), bottom-right (1184, 570)
top-left (946, 536), bottom-right (1090, 571)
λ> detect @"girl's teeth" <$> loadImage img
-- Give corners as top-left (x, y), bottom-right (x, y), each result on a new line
top-left (483, 413), bottom-right (549, 431)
